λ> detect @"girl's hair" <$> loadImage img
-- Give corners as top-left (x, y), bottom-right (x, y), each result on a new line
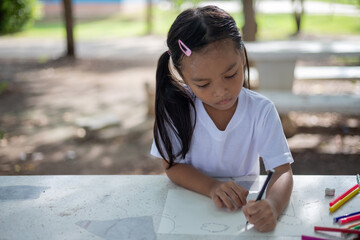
top-left (154, 5), bottom-right (250, 168)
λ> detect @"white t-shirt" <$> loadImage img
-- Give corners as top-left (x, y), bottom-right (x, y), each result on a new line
top-left (150, 88), bottom-right (293, 177)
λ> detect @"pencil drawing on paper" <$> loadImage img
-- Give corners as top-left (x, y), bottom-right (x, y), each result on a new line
top-left (200, 223), bottom-right (230, 233)
top-left (158, 214), bottom-right (176, 233)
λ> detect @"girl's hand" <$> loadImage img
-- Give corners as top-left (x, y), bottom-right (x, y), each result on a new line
top-left (243, 199), bottom-right (278, 232)
top-left (209, 181), bottom-right (249, 211)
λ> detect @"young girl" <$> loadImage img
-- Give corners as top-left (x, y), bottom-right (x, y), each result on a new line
top-left (150, 5), bottom-right (294, 232)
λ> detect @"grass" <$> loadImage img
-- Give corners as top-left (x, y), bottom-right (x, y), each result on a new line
top-left (302, 15), bottom-right (360, 35)
top-left (256, 14), bottom-right (360, 40)
top-left (309, 0), bottom-right (359, 5)
top-left (7, 6), bottom-right (360, 41)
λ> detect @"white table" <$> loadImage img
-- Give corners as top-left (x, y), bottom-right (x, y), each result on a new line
top-left (0, 175), bottom-right (359, 240)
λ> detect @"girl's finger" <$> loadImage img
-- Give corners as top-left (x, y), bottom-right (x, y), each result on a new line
top-left (257, 219), bottom-right (275, 232)
top-left (243, 207), bottom-right (250, 220)
top-left (246, 202), bottom-right (262, 220)
top-left (232, 186), bottom-right (248, 206)
top-left (226, 188), bottom-right (242, 208)
top-left (213, 195), bottom-right (224, 208)
top-left (218, 191), bottom-right (235, 210)
top-left (226, 184), bottom-right (246, 209)
top-left (243, 200), bottom-right (255, 213)
top-left (250, 210), bottom-right (264, 225)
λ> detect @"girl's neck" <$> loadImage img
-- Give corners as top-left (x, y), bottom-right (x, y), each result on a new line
top-left (203, 98), bottom-right (238, 131)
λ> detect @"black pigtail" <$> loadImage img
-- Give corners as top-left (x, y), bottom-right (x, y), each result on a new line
top-left (154, 51), bottom-right (195, 168)
top-left (243, 47), bottom-right (251, 89)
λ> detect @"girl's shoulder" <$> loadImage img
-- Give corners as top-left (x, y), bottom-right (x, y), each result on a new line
top-left (241, 88), bottom-right (277, 118)
top-left (242, 88), bottom-right (274, 106)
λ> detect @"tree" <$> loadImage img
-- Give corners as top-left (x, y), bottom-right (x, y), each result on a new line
top-left (146, 0), bottom-right (153, 34)
top-left (241, 0), bottom-right (257, 42)
top-left (62, 0), bottom-right (75, 57)
top-left (0, 0), bottom-right (39, 34)
top-left (292, 0), bottom-right (304, 35)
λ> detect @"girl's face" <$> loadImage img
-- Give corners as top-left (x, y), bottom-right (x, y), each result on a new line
top-left (180, 39), bottom-right (245, 112)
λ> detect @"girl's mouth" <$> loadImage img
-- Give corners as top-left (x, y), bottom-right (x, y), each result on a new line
top-left (217, 98), bottom-right (232, 105)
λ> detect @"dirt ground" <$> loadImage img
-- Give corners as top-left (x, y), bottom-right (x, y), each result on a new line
top-left (0, 55), bottom-right (359, 176)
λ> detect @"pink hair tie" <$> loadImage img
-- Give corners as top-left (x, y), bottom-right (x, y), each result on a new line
top-left (178, 39), bottom-right (192, 57)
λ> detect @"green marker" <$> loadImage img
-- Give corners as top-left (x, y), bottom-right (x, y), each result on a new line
top-left (352, 225), bottom-right (360, 230)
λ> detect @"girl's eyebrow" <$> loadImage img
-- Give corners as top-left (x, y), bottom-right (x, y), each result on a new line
top-left (191, 62), bottom-right (237, 82)
top-left (221, 62), bottom-right (237, 75)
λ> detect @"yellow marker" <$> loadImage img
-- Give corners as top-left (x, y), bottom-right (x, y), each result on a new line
top-left (329, 187), bottom-right (359, 213)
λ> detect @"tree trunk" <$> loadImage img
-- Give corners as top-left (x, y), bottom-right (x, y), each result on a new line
top-left (292, 0), bottom-right (304, 35)
top-left (146, 0), bottom-right (153, 35)
top-left (241, 0), bottom-right (257, 42)
top-left (63, 0), bottom-right (75, 57)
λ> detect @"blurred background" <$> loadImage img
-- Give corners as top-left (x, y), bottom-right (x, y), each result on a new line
top-left (0, 0), bottom-right (359, 176)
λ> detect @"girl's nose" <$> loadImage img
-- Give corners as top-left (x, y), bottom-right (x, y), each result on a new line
top-left (213, 86), bottom-right (229, 98)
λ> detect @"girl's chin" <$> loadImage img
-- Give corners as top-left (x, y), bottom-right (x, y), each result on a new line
top-left (207, 98), bottom-right (237, 111)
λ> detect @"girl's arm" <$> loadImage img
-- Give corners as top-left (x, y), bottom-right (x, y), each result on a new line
top-left (243, 163), bottom-right (293, 232)
top-left (161, 159), bottom-right (249, 211)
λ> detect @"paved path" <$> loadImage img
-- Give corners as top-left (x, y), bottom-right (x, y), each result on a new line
top-left (0, 35), bottom-right (167, 61)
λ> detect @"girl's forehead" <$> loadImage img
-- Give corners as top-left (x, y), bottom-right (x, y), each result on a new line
top-left (196, 39), bottom-right (235, 55)
top-left (181, 39), bottom-right (240, 73)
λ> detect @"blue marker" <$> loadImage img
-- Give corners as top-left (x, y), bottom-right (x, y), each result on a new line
top-left (334, 211), bottom-right (360, 223)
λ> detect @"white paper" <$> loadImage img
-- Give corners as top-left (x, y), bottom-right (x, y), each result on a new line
top-left (158, 189), bottom-right (257, 235)
top-left (158, 187), bottom-right (360, 236)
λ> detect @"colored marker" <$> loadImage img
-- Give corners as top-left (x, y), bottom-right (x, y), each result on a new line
top-left (347, 222), bottom-right (360, 229)
top-left (339, 213), bottom-right (360, 224)
top-left (351, 225), bottom-right (360, 230)
top-left (245, 169), bottom-right (274, 225)
top-left (314, 226), bottom-right (360, 234)
top-left (329, 184), bottom-right (358, 207)
top-left (334, 211), bottom-right (360, 222)
top-left (301, 235), bottom-right (330, 240)
top-left (357, 174), bottom-right (360, 186)
top-left (329, 187), bottom-right (359, 213)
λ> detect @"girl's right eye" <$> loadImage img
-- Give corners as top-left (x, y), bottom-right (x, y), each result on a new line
top-left (197, 83), bottom-right (209, 88)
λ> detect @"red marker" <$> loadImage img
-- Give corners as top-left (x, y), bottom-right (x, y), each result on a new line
top-left (301, 235), bottom-right (330, 240)
top-left (315, 226), bottom-right (360, 234)
top-left (339, 213), bottom-right (360, 225)
top-left (329, 184), bottom-right (359, 207)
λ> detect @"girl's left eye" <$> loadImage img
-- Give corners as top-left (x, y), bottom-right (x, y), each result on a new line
top-left (225, 71), bottom-right (238, 79)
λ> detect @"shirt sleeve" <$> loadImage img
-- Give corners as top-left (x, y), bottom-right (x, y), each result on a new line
top-left (150, 127), bottom-right (187, 164)
top-left (256, 102), bottom-right (294, 171)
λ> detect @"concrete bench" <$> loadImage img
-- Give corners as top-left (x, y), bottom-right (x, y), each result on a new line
top-left (250, 66), bottom-right (360, 84)
top-left (294, 66), bottom-right (360, 81)
top-left (258, 90), bottom-right (360, 115)
top-left (246, 40), bottom-right (360, 91)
